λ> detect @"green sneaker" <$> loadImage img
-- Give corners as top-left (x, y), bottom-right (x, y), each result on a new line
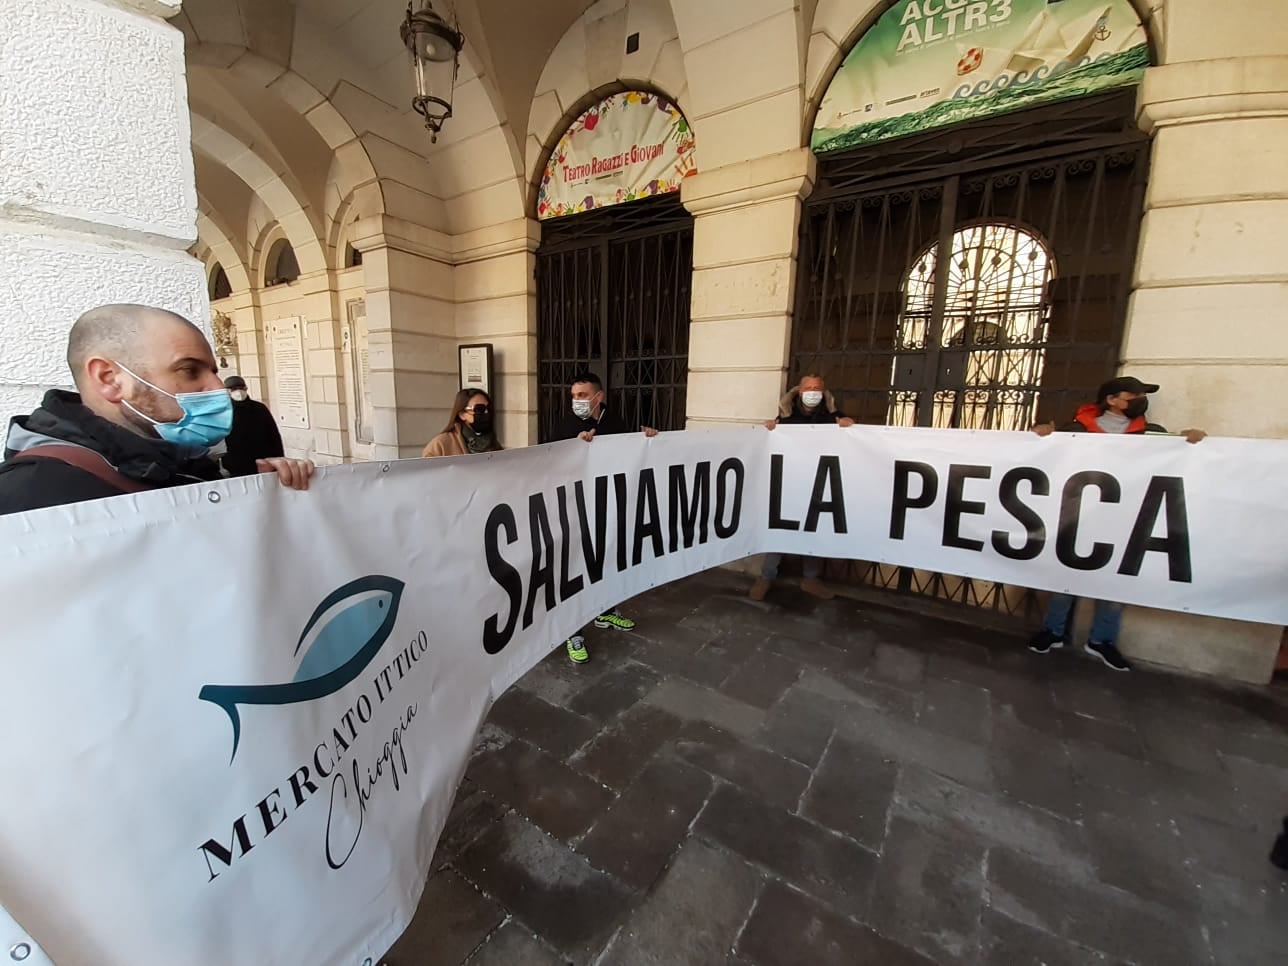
top-left (594, 611), bottom-right (636, 632)
top-left (565, 635), bottom-right (590, 664)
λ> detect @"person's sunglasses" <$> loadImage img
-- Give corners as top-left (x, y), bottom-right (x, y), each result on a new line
top-left (467, 404), bottom-right (490, 415)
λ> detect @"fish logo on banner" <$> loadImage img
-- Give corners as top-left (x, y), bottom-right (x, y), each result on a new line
top-left (198, 575), bottom-right (405, 760)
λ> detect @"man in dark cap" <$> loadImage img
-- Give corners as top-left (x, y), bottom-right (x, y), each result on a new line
top-left (1033, 376), bottom-right (1193, 438)
top-left (221, 376), bottom-right (285, 477)
top-left (1026, 376), bottom-right (1206, 671)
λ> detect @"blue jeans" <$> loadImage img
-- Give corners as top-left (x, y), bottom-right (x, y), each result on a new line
top-left (1041, 594), bottom-right (1124, 645)
top-left (762, 554), bottom-right (822, 580)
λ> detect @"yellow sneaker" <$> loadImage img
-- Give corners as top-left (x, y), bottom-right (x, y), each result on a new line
top-left (565, 635), bottom-right (590, 664)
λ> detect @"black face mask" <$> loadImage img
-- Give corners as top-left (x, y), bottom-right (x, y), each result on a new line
top-left (1124, 398), bottom-right (1148, 420)
top-left (470, 414), bottom-right (493, 435)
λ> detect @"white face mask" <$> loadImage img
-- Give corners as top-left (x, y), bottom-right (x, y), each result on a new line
top-left (230, 390), bottom-right (249, 403)
top-left (572, 399), bottom-right (594, 419)
top-left (801, 390), bottom-right (824, 408)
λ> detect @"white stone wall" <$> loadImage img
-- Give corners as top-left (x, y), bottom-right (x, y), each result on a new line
top-left (0, 0), bottom-right (206, 426)
top-left (1115, 0), bottom-right (1288, 682)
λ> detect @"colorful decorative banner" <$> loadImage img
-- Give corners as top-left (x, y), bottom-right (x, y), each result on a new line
top-left (813, 0), bottom-right (1149, 153)
top-left (538, 91), bottom-right (696, 220)
top-left (2, 425), bottom-right (1287, 964)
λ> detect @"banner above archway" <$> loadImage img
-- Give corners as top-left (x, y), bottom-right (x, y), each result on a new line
top-left (813, 0), bottom-right (1148, 154)
top-left (538, 91), bottom-right (697, 220)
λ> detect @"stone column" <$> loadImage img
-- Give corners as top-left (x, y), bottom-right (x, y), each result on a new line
top-left (1115, 8), bottom-right (1288, 681)
top-left (0, 0), bottom-right (207, 423)
top-left (0, 0), bottom-right (201, 957)
top-left (453, 219), bottom-right (541, 447)
top-left (680, 148), bottom-right (816, 428)
top-left (351, 217), bottom-right (457, 461)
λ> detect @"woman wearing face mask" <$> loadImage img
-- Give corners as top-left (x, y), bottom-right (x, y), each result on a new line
top-left (423, 389), bottom-right (503, 457)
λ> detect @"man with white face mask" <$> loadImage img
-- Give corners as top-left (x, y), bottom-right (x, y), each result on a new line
top-left (221, 376), bottom-right (285, 477)
top-left (549, 371), bottom-right (658, 664)
top-left (753, 374), bottom-right (855, 601)
top-left (0, 304), bottom-right (313, 515)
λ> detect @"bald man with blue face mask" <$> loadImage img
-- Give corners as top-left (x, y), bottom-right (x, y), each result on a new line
top-left (0, 304), bottom-right (313, 515)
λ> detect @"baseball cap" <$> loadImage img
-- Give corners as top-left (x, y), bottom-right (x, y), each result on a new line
top-left (1097, 376), bottom-right (1159, 402)
top-left (224, 376), bottom-right (248, 391)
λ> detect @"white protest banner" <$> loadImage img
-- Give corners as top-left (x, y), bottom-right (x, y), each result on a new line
top-left (762, 426), bottom-right (1288, 624)
top-left (1, 426), bottom-right (1286, 965)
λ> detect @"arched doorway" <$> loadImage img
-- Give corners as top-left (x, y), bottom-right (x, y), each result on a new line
top-left (889, 222), bottom-right (1056, 431)
top-left (795, 0), bottom-right (1153, 617)
top-left (535, 90), bottom-right (697, 441)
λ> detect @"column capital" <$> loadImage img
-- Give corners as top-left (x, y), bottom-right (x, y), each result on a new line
top-left (681, 148), bottom-right (816, 217)
top-left (1138, 55), bottom-right (1288, 132)
top-left (350, 216), bottom-right (450, 263)
top-left (452, 218), bottom-right (541, 265)
top-left (351, 215), bottom-right (539, 265)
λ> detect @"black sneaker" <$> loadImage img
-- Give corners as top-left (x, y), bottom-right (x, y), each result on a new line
top-left (1085, 640), bottom-right (1131, 672)
top-left (1028, 629), bottom-right (1064, 654)
top-left (1271, 818), bottom-right (1288, 870)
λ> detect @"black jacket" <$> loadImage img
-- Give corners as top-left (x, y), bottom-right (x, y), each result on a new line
top-left (775, 386), bottom-right (847, 425)
top-left (551, 407), bottom-right (630, 442)
top-left (0, 390), bottom-right (223, 516)
top-left (223, 398), bottom-right (285, 477)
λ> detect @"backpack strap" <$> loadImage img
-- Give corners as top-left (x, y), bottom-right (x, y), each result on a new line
top-left (14, 444), bottom-right (153, 495)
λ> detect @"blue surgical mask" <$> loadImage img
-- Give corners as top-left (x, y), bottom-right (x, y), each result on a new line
top-left (116, 363), bottom-right (233, 449)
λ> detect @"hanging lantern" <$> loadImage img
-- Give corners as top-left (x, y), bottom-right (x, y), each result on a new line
top-left (400, 1), bottom-right (465, 143)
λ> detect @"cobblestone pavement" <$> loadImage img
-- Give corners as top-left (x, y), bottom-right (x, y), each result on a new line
top-left (383, 568), bottom-right (1288, 965)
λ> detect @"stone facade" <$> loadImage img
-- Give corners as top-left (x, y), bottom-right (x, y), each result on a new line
top-left (2, 0), bottom-right (1285, 682)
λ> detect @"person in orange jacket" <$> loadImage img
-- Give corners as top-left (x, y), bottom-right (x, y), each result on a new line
top-left (1026, 376), bottom-right (1206, 671)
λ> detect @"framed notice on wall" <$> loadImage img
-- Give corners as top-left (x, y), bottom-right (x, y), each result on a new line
top-left (459, 344), bottom-right (494, 396)
top-left (269, 318), bottom-right (310, 429)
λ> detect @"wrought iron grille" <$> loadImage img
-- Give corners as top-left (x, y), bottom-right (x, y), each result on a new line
top-left (792, 92), bottom-right (1151, 618)
top-left (537, 195), bottom-right (693, 441)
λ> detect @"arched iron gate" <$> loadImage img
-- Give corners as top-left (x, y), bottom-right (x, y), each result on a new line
top-left (536, 195), bottom-right (693, 442)
top-left (791, 90), bottom-right (1151, 618)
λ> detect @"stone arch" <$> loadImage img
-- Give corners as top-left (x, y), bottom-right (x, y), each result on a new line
top-left (526, 83), bottom-right (694, 219)
top-left (195, 203), bottom-right (251, 295)
top-left (250, 222), bottom-right (295, 289)
top-left (264, 238), bottom-right (301, 285)
top-left (804, 0), bottom-right (889, 137)
top-left (186, 44), bottom-right (383, 182)
top-left (208, 262), bottom-right (233, 301)
top-left (325, 185), bottom-right (384, 269)
top-left (189, 112), bottom-right (328, 276)
top-left (528, 0), bottom-right (690, 189)
top-left (323, 158), bottom-right (384, 271)
top-left (187, 43), bottom-right (388, 265)
top-left (804, 0), bottom-right (1162, 142)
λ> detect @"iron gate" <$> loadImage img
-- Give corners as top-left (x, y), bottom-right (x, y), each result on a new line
top-left (536, 195), bottom-right (693, 442)
top-left (791, 90), bottom-right (1151, 618)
